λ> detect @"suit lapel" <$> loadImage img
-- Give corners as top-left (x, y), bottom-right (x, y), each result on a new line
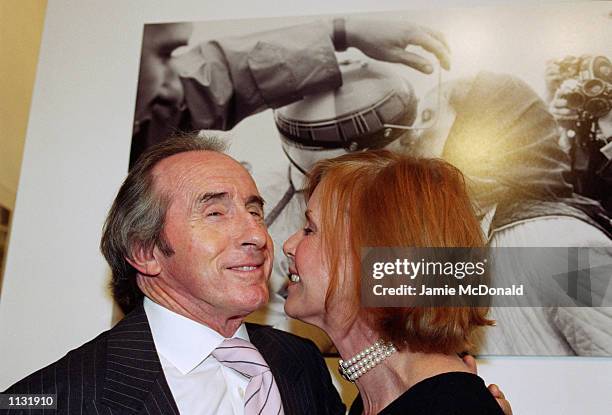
top-left (89, 306), bottom-right (179, 415)
top-left (247, 324), bottom-right (311, 414)
top-left (89, 311), bottom-right (312, 414)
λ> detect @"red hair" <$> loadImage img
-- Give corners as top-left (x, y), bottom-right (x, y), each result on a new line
top-left (307, 150), bottom-right (493, 354)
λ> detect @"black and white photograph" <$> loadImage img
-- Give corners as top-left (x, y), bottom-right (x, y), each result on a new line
top-left (130, 3), bottom-right (612, 357)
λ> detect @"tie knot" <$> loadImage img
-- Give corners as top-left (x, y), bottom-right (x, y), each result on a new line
top-left (212, 338), bottom-right (270, 378)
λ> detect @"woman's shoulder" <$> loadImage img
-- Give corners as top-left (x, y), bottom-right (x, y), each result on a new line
top-left (380, 372), bottom-right (504, 415)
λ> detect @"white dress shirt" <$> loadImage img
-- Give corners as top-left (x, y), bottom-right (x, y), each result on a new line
top-left (144, 298), bottom-right (249, 415)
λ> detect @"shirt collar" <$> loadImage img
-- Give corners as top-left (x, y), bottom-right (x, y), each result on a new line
top-left (143, 297), bottom-right (250, 375)
top-left (479, 204), bottom-right (498, 239)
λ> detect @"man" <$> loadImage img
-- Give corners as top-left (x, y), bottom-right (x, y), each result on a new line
top-left (545, 55), bottom-right (612, 214)
top-left (3, 134), bottom-right (344, 414)
top-left (130, 18), bottom-right (451, 166)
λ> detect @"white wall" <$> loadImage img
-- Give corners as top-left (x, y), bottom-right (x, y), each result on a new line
top-left (1, 1), bottom-right (610, 413)
top-left (0, 1), bottom-right (47, 211)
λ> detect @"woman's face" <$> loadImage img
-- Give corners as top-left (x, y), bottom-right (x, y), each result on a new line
top-left (282, 185), bottom-right (334, 327)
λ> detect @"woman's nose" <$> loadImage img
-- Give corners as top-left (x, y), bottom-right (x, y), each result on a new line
top-left (283, 230), bottom-right (301, 260)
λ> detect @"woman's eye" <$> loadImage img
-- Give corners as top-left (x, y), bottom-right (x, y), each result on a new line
top-left (303, 227), bottom-right (313, 235)
top-left (207, 211), bottom-right (223, 217)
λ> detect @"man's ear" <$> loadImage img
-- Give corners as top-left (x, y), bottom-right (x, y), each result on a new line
top-left (126, 243), bottom-right (162, 276)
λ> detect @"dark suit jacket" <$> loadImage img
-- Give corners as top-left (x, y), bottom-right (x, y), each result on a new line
top-left (2, 305), bottom-right (345, 415)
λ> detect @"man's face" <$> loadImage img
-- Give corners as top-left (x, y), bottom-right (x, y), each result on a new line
top-left (135, 23), bottom-right (192, 125)
top-left (151, 151), bottom-right (273, 321)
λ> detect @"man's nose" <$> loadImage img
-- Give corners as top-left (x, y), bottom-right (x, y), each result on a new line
top-left (239, 213), bottom-right (270, 250)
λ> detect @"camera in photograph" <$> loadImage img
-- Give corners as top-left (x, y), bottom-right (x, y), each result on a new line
top-left (561, 55), bottom-right (611, 120)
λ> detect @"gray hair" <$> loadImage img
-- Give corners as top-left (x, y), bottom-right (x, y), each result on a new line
top-left (100, 132), bottom-right (226, 314)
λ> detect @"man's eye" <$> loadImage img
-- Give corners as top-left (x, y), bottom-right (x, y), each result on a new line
top-left (207, 211), bottom-right (223, 217)
top-left (249, 210), bottom-right (263, 218)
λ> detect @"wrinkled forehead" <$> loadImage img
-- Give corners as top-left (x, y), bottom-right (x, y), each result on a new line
top-left (152, 151), bottom-right (258, 200)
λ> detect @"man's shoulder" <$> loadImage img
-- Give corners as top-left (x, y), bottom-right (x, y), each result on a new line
top-left (246, 323), bottom-right (319, 350)
top-left (3, 328), bottom-right (110, 395)
top-left (3, 306), bottom-right (149, 395)
top-left (245, 322), bottom-right (325, 366)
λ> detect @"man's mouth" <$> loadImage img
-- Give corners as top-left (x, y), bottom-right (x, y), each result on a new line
top-left (231, 265), bottom-right (259, 271)
top-left (227, 262), bottom-right (264, 273)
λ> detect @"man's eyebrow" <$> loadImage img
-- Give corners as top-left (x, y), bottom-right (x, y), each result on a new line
top-left (246, 195), bottom-right (265, 207)
top-left (196, 192), bottom-right (229, 205)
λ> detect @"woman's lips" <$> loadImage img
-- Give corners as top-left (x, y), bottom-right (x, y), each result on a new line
top-left (287, 267), bottom-right (301, 283)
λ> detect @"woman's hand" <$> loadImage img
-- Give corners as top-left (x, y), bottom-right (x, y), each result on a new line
top-left (488, 383), bottom-right (513, 415)
top-left (461, 354), bottom-right (513, 415)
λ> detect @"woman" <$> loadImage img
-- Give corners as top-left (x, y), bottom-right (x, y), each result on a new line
top-left (283, 150), bottom-right (504, 414)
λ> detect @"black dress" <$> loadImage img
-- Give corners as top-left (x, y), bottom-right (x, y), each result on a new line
top-left (349, 372), bottom-right (504, 414)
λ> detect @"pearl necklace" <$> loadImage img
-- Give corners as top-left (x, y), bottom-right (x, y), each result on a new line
top-left (338, 339), bottom-right (397, 382)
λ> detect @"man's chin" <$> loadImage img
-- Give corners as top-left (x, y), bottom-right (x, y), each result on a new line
top-left (237, 289), bottom-right (269, 315)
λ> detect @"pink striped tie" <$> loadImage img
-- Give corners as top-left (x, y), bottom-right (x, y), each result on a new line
top-left (212, 338), bottom-right (285, 415)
